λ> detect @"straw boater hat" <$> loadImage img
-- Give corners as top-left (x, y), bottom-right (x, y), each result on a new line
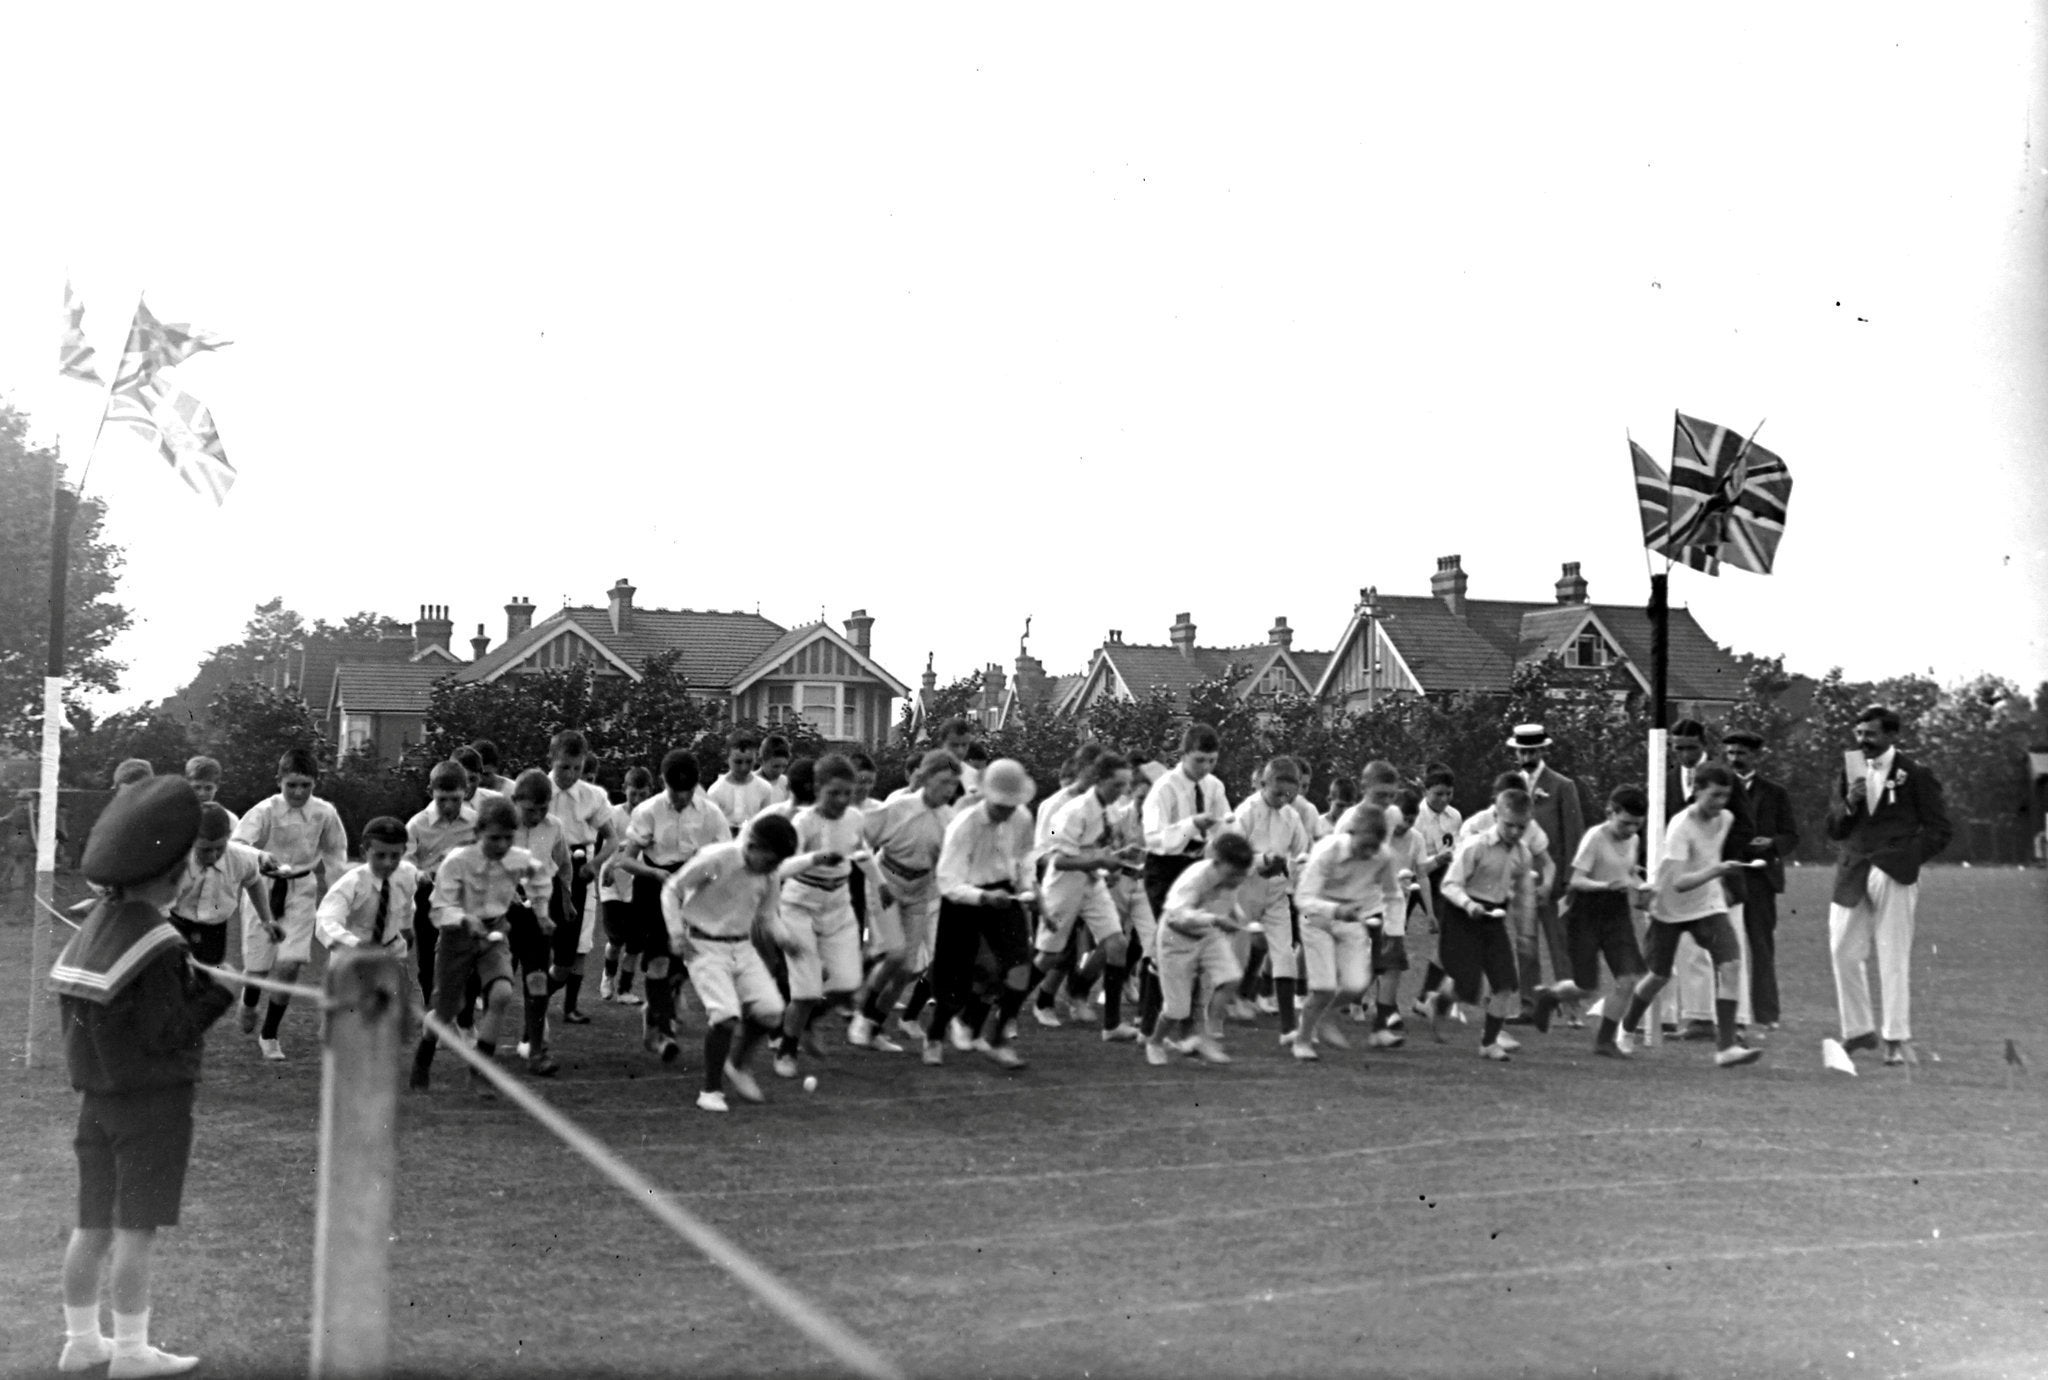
top-left (1506, 723), bottom-right (1553, 751)
top-left (978, 758), bottom-right (1035, 807)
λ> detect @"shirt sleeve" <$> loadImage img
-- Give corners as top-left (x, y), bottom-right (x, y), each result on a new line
top-left (315, 806), bottom-right (348, 881)
top-left (1570, 828), bottom-right (1603, 876)
top-left (1295, 840), bottom-right (1343, 920)
top-left (314, 874), bottom-right (358, 949)
top-left (431, 855), bottom-right (468, 930)
top-left (231, 800), bottom-right (266, 849)
top-left (937, 814), bottom-right (982, 904)
top-left (1440, 838), bottom-right (1479, 911)
top-left (1143, 778), bottom-right (1199, 856)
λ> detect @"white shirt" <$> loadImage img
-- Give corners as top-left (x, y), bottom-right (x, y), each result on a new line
top-left (863, 792), bottom-right (954, 897)
top-left (234, 794), bottom-right (347, 879)
top-left (626, 791), bottom-right (731, 867)
top-left (1141, 766), bottom-right (1230, 857)
top-left (546, 777), bottom-right (612, 849)
top-left (707, 773), bottom-right (778, 833)
top-left (937, 802), bottom-right (1035, 905)
top-left (1296, 833), bottom-right (1402, 925)
top-left (662, 840), bottom-right (783, 945)
top-left (316, 861), bottom-right (419, 949)
top-left (1864, 746), bottom-right (1897, 811)
top-left (172, 841), bottom-right (267, 924)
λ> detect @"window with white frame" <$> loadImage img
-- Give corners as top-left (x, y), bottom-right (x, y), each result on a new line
top-left (342, 713), bottom-right (373, 754)
top-left (1569, 628), bottom-right (1611, 668)
top-left (801, 683), bottom-right (839, 736)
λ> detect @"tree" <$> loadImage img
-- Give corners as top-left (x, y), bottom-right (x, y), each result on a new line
top-left (897, 672), bottom-right (984, 745)
top-left (61, 701), bottom-right (197, 790)
top-left (162, 598), bottom-right (406, 734)
top-left (199, 682), bottom-right (332, 813)
top-left (1, 400), bottom-right (131, 743)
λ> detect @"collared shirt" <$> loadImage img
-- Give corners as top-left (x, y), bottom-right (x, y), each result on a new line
top-left (1572, 820), bottom-right (1640, 886)
top-left (1442, 826), bottom-right (1537, 913)
top-left (472, 785), bottom-right (511, 816)
top-left (662, 840), bottom-right (781, 945)
top-left (1460, 806), bottom-right (1550, 863)
top-left (1296, 832), bottom-right (1403, 925)
top-left (234, 794), bottom-right (347, 879)
top-left (1413, 802), bottom-right (1463, 860)
top-left (547, 777), bottom-right (612, 848)
top-left (1383, 828), bottom-right (1431, 936)
top-left (626, 791), bottom-right (731, 868)
top-left (1227, 795), bottom-right (1313, 874)
top-left (779, 806), bottom-right (874, 918)
top-left (431, 844), bottom-right (539, 931)
top-left (316, 861), bottom-right (418, 949)
top-left (512, 814), bottom-right (566, 913)
top-left (172, 841), bottom-right (267, 924)
top-left (1863, 746), bottom-right (1897, 810)
top-left (1677, 762), bottom-right (1698, 803)
top-left (937, 802), bottom-right (1035, 904)
top-left (707, 774), bottom-right (777, 834)
top-left (1141, 767), bottom-right (1230, 857)
top-left (597, 802), bottom-right (637, 903)
top-left (863, 792), bottom-right (954, 895)
top-left (1653, 806), bottom-right (1731, 923)
top-left (1291, 795), bottom-right (1329, 843)
top-left (405, 804), bottom-right (478, 878)
top-left (760, 776), bottom-right (792, 811)
top-left (1160, 858), bottom-right (1247, 940)
top-left (1034, 784), bottom-right (1083, 854)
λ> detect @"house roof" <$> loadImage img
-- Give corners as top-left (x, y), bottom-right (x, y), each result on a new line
top-left (462, 605), bottom-right (792, 688)
top-left (1234, 645), bottom-right (1333, 698)
top-left (331, 661), bottom-right (458, 714)
top-left (1358, 595), bottom-right (1742, 701)
top-left (1097, 642), bottom-right (1264, 708)
top-left (295, 637), bottom-right (449, 718)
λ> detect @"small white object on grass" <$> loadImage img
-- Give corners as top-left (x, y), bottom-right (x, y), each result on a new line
top-left (803, 1076), bottom-right (818, 1092)
top-left (1822, 1038), bottom-right (1857, 1076)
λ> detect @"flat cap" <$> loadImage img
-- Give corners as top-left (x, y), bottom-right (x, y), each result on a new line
top-left (83, 776), bottom-right (201, 888)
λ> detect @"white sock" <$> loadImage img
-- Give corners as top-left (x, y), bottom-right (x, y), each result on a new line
top-left (111, 1309), bottom-right (149, 1351)
top-left (64, 1303), bottom-right (102, 1340)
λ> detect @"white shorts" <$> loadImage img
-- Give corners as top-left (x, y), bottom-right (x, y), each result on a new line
top-left (1112, 877), bottom-right (1155, 951)
top-left (1300, 917), bottom-right (1371, 995)
top-left (1037, 875), bottom-right (1123, 955)
top-left (783, 906), bottom-right (863, 1001)
top-left (1156, 931), bottom-right (1242, 1021)
top-left (684, 934), bottom-right (785, 1025)
top-left (868, 888), bottom-right (937, 961)
top-left (243, 895), bottom-right (316, 969)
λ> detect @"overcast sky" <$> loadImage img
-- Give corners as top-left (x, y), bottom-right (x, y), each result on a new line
top-left (4, 4), bottom-right (2044, 715)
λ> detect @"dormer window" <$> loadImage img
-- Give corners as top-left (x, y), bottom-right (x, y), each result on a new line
top-left (1569, 629), bottom-right (1610, 668)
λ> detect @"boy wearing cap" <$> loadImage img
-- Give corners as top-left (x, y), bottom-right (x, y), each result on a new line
top-left (1508, 724), bottom-right (1585, 1020)
top-left (231, 747), bottom-right (346, 1060)
top-left (1722, 728), bottom-right (1799, 1028)
top-left (924, 758), bottom-right (1039, 1069)
top-left (167, 804), bottom-right (274, 969)
top-left (51, 776), bottom-right (232, 1378)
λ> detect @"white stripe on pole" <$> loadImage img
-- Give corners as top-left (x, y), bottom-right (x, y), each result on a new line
top-left (25, 674), bottom-right (65, 1069)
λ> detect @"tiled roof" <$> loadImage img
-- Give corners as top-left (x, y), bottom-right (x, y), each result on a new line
top-left (332, 661), bottom-right (457, 714)
top-left (726, 623), bottom-right (830, 688)
top-left (1372, 596), bottom-right (1741, 702)
top-left (1514, 606), bottom-right (1593, 664)
top-left (300, 637), bottom-right (435, 716)
top-left (461, 605), bottom-right (791, 688)
top-left (1288, 651), bottom-right (1332, 687)
top-left (1100, 643), bottom-right (1265, 707)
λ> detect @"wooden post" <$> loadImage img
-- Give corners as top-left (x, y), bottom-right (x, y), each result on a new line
top-left (310, 948), bottom-right (403, 1379)
top-left (1642, 572), bottom-right (1671, 1047)
top-left (25, 473), bottom-right (77, 1069)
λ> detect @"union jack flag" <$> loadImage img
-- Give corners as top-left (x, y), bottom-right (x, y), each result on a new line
top-left (1629, 436), bottom-right (1716, 573)
top-left (106, 299), bottom-right (230, 394)
top-left (105, 376), bottom-right (237, 506)
top-left (1664, 412), bottom-right (1793, 575)
top-left (59, 280), bottom-right (103, 384)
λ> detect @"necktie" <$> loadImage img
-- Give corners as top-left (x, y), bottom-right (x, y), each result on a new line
top-left (373, 877), bottom-right (390, 944)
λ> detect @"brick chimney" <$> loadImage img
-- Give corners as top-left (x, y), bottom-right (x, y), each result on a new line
top-left (414, 604), bottom-right (453, 657)
top-left (1554, 561), bottom-right (1588, 605)
top-left (1169, 612), bottom-right (1198, 658)
top-left (1268, 616), bottom-right (1293, 650)
top-left (607, 579), bottom-right (636, 635)
top-left (505, 596), bottom-right (536, 640)
top-left (920, 652), bottom-right (937, 694)
top-left (1430, 555), bottom-right (1468, 616)
top-left (1014, 647), bottom-right (1047, 705)
top-left (1106, 630), bottom-right (1123, 646)
top-left (983, 661), bottom-right (1007, 711)
top-left (844, 609), bottom-right (874, 656)
top-left (470, 624), bottom-right (490, 661)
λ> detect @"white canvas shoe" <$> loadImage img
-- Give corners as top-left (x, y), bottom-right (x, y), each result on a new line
top-left (108, 1345), bottom-right (200, 1378)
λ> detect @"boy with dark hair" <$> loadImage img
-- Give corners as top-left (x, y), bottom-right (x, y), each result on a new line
top-left (452, 745), bottom-right (507, 815)
top-left (1617, 764), bottom-right (1763, 1067)
top-left (771, 754), bottom-right (880, 1077)
top-left (708, 732), bottom-right (776, 834)
top-left (471, 739), bottom-right (515, 796)
top-left (52, 777), bottom-right (231, 1377)
top-left (599, 766), bottom-right (655, 1004)
top-left (410, 796), bottom-right (537, 1097)
top-left (315, 817), bottom-right (415, 958)
top-left (757, 734), bottom-right (793, 812)
top-left (852, 750), bottom-right (960, 1052)
top-left (1139, 724), bottom-right (1230, 1037)
top-left (231, 747), bottom-right (345, 1060)
top-left (545, 731), bottom-right (612, 1024)
top-left (617, 751), bottom-right (731, 1062)
top-left (666, 813), bottom-right (804, 1111)
top-left (1541, 784), bottom-right (1651, 1055)
top-left (168, 804), bottom-right (273, 969)
top-left (403, 761), bottom-right (477, 1007)
top-left (1292, 803), bottom-right (1401, 1060)
top-left (1440, 788), bottom-right (1537, 1061)
top-left (508, 770), bottom-right (574, 1075)
top-left (1036, 751), bottom-right (1142, 1041)
top-left (1147, 831), bottom-right (1254, 1066)
top-left (112, 759), bottom-right (154, 792)
top-left (1228, 757), bottom-right (1313, 1042)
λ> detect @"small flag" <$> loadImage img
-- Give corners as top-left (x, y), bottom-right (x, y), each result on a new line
top-left (2006, 1039), bottom-right (2028, 1071)
top-left (60, 280), bottom-right (103, 384)
top-left (105, 377), bottom-right (236, 505)
top-left (1665, 412), bottom-right (1794, 575)
top-left (1629, 436), bottom-right (1717, 573)
top-left (106, 298), bottom-right (230, 395)
top-left (1822, 1038), bottom-right (1857, 1075)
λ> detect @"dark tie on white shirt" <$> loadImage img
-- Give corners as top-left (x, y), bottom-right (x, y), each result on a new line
top-left (373, 876), bottom-right (390, 944)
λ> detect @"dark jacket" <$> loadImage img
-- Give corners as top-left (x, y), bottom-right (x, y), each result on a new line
top-left (1735, 772), bottom-right (1800, 895)
top-left (62, 945), bottom-right (234, 1095)
top-left (1825, 750), bottom-right (1951, 906)
top-left (1525, 762), bottom-right (1584, 903)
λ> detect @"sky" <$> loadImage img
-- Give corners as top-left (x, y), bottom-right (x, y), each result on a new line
top-left (3, 3), bottom-right (2044, 715)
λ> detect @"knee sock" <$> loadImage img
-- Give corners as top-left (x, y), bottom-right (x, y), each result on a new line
top-left (1598, 1015), bottom-right (1620, 1045)
top-left (1276, 977), bottom-right (1298, 1032)
top-left (523, 993), bottom-right (548, 1048)
top-left (413, 1035), bottom-right (436, 1073)
top-left (733, 1019), bottom-right (769, 1066)
top-left (704, 1022), bottom-right (735, 1092)
top-left (1067, 948), bottom-right (1105, 1000)
top-left (1236, 942), bottom-right (1266, 1000)
top-left (903, 976), bottom-right (932, 1023)
top-left (1421, 962), bottom-right (1446, 996)
top-left (860, 983), bottom-right (891, 1024)
top-left (1138, 963), bottom-right (1164, 1038)
top-left (1482, 1013), bottom-right (1504, 1047)
top-left (1102, 966), bottom-right (1126, 1028)
top-left (260, 997), bottom-right (288, 1039)
top-left (1622, 988), bottom-right (1652, 1033)
top-left (1716, 997), bottom-right (1738, 1050)
top-left (1375, 1001), bottom-right (1396, 1030)
top-left (563, 972), bottom-right (584, 1013)
top-left (476, 1037), bottom-right (497, 1059)
top-left (617, 959), bottom-right (637, 995)
top-left (603, 944), bottom-right (620, 979)
top-left (241, 984), bottom-right (261, 1011)
top-left (990, 984), bottom-right (1030, 1046)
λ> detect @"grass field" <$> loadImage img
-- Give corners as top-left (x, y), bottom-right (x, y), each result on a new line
top-left (4, 864), bottom-right (2046, 1379)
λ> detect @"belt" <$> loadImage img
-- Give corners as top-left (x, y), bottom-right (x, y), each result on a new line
top-left (879, 856), bottom-right (931, 880)
top-left (793, 874), bottom-right (847, 892)
top-left (688, 926), bottom-right (745, 943)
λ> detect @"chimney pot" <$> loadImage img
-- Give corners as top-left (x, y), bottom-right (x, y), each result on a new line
top-left (608, 579), bottom-right (637, 635)
top-left (1269, 616), bottom-right (1293, 649)
top-left (1169, 612), bottom-right (1198, 658)
top-left (1430, 554), bottom-right (1469, 616)
top-left (1554, 561), bottom-right (1589, 606)
top-left (843, 608), bottom-right (874, 656)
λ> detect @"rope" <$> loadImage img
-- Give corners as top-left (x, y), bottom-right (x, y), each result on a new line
top-left (34, 893), bottom-right (82, 930)
top-left (191, 962), bottom-right (324, 1002)
top-left (417, 1010), bottom-right (906, 1380)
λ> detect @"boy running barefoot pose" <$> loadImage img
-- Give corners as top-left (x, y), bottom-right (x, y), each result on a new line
top-left (231, 748), bottom-right (346, 1060)
top-left (410, 797), bottom-right (538, 1098)
top-left (851, 750), bottom-right (960, 1052)
top-left (1439, 789), bottom-right (1538, 1061)
top-left (664, 814), bottom-right (803, 1111)
top-left (1536, 785), bottom-right (1652, 1054)
top-left (1291, 804), bottom-right (1401, 1060)
top-left (1616, 766), bottom-right (1763, 1067)
top-left (1147, 832), bottom-right (1255, 1067)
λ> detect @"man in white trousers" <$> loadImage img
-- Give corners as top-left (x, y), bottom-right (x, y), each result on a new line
top-left (1825, 704), bottom-right (1952, 1066)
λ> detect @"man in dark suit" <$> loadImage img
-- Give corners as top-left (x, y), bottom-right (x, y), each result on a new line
top-left (1827, 704), bottom-right (1952, 1065)
top-left (1509, 724), bottom-right (1584, 1019)
top-left (1723, 729), bottom-right (1799, 1028)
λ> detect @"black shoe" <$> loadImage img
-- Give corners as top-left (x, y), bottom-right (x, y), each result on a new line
top-left (561, 1008), bottom-right (591, 1025)
top-left (1680, 1020), bottom-right (1717, 1042)
top-left (1842, 1031), bottom-right (1880, 1054)
top-left (1532, 989), bottom-right (1560, 1035)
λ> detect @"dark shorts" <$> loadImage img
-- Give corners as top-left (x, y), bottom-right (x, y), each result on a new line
top-left (1566, 891), bottom-right (1645, 988)
top-left (1439, 906), bottom-right (1518, 1005)
top-left (1371, 933), bottom-right (1409, 975)
top-left (1644, 912), bottom-right (1740, 976)
top-left (1143, 853), bottom-right (1199, 922)
top-left (170, 917), bottom-right (228, 967)
top-left (602, 898), bottom-right (635, 948)
top-left (632, 870), bottom-right (679, 961)
top-left (76, 1085), bottom-right (196, 1230)
top-left (507, 893), bottom-right (576, 974)
top-left (431, 928), bottom-right (516, 1022)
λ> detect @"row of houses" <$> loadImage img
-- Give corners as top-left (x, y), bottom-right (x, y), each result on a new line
top-left (232, 555), bottom-right (1746, 765)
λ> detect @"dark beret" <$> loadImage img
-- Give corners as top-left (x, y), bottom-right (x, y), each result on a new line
top-left (84, 776), bottom-right (201, 888)
top-left (1722, 729), bottom-right (1765, 750)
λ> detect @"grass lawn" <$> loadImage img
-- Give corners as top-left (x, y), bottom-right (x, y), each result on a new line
top-left (3, 864), bottom-right (2045, 1379)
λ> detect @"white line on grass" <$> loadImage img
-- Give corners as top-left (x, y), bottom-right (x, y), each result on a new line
top-left (798, 1165), bottom-right (2048, 1260)
top-left (1004, 1227), bottom-right (2048, 1333)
